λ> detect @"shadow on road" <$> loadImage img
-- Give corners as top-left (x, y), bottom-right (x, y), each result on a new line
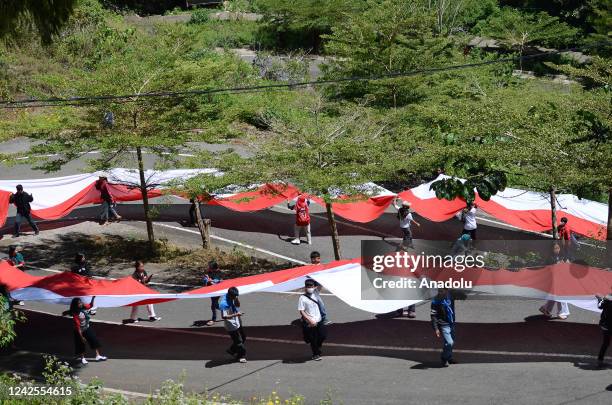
top-left (2, 309), bottom-right (604, 380)
top-left (2, 203), bottom-right (547, 242)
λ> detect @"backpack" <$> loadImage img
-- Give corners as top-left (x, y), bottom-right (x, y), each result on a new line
top-left (295, 199), bottom-right (310, 226)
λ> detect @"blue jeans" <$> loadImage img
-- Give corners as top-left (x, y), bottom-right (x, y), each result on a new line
top-left (440, 324), bottom-right (455, 362)
top-left (14, 213), bottom-right (38, 235)
top-left (210, 296), bottom-right (219, 321)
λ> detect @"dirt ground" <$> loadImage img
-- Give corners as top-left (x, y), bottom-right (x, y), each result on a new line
top-left (0, 221), bottom-right (292, 286)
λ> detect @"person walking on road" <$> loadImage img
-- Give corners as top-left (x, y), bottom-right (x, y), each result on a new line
top-left (557, 217), bottom-right (577, 262)
top-left (67, 296), bottom-right (107, 365)
top-left (538, 243), bottom-right (570, 320)
top-left (220, 286), bottom-right (247, 363)
top-left (299, 279), bottom-right (327, 361)
top-left (596, 290), bottom-right (612, 368)
top-left (459, 202), bottom-right (478, 241)
top-left (393, 198), bottom-right (420, 250)
top-left (7, 246), bottom-right (25, 270)
top-left (308, 252), bottom-right (332, 325)
top-left (124, 260), bottom-right (161, 324)
top-left (95, 176), bottom-right (121, 225)
top-left (431, 288), bottom-right (462, 367)
top-left (203, 260), bottom-right (222, 326)
top-left (392, 198), bottom-right (419, 318)
top-left (288, 194), bottom-right (311, 245)
top-left (9, 184), bottom-right (39, 237)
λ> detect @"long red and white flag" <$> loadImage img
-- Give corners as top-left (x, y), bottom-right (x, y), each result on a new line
top-left (1, 259), bottom-right (608, 313)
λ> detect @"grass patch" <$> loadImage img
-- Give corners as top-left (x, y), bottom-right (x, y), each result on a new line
top-left (15, 232), bottom-right (293, 284)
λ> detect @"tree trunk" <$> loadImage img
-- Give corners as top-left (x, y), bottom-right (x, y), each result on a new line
top-left (136, 146), bottom-right (155, 250)
top-left (325, 202), bottom-right (341, 260)
top-left (607, 188), bottom-right (612, 241)
top-left (194, 199), bottom-right (211, 249)
top-left (549, 186), bottom-right (558, 240)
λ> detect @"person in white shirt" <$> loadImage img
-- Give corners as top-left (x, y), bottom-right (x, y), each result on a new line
top-left (393, 198), bottom-right (420, 250)
top-left (392, 198), bottom-right (421, 318)
top-left (298, 279), bottom-right (327, 360)
top-left (460, 202), bottom-right (478, 240)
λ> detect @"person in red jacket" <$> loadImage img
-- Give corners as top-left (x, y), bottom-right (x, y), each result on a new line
top-left (95, 176), bottom-right (121, 225)
top-left (288, 194), bottom-right (311, 245)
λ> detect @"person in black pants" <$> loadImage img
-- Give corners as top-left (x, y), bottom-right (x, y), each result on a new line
top-left (220, 287), bottom-right (247, 363)
top-left (298, 279), bottom-right (327, 361)
top-left (66, 296), bottom-right (107, 365)
top-left (9, 185), bottom-right (39, 237)
top-left (596, 292), bottom-right (612, 367)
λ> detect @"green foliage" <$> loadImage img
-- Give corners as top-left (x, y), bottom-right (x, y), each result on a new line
top-left (188, 8), bottom-right (210, 25)
top-left (0, 0), bottom-right (77, 44)
top-left (475, 7), bottom-right (579, 49)
top-left (255, 0), bottom-right (366, 51)
top-left (0, 295), bottom-right (26, 348)
top-left (430, 170), bottom-right (507, 202)
top-left (322, 0), bottom-right (455, 107)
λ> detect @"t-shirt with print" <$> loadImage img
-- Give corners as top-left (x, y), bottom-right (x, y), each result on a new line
top-left (73, 304), bottom-right (92, 332)
top-left (298, 294), bottom-right (322, 324)
top-left (219, 295), bottom-right (241, 331)
top-left (463, 207), bottom-right (477, 230)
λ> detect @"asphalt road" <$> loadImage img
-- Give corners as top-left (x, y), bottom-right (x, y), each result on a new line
top-left (1, 139), bottom-right (611, 404)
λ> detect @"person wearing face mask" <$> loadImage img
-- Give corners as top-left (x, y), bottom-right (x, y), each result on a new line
top-left (298, 279), bottom-right (327, 361)
top-left (220, 286), bottom-right (247, 363)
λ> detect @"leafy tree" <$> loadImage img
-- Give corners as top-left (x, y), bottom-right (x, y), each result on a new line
top-left (322, 0), bottom-right (455, 108)
top-left (255, 0), bottom-right (366, 51)
top-left (476, 7), bottom-right (579, 71)
top-left (0, 0), bottom-right (77, 43)
top-left (242, 92), bottom-right (393, 259)
top-left (547, 56), bottom-right (611, 239)
top-left (22, 27), bottom-right (256, 250)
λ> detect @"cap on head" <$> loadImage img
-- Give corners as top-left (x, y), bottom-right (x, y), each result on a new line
top-left (305, 279), bottom-right (316, 287)
top-left (16, 184), bottom-right (23, 191)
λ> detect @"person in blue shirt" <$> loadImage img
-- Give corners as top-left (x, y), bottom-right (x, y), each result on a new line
top-left (203, 260), bottom-right (222, 326)
top-left (219, 286), bottom-right (246, 363)
top-left (431, 288), bottom-right (465, 367)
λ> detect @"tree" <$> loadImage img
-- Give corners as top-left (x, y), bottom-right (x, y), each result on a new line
top-left (0, 0), bottom-right (77, 43)
top-left (322, 0), bottom-right (454, 108)
top-left (547, 56), bottom-right (611, 239)
top-left (23, 27), bottom-right (256, 250)
top-left (255, 0), bottom-right (366, 51)
top-left (476, 8), bottom-right (578, 71)
top-left (243, 92), bottom-right (392, 259)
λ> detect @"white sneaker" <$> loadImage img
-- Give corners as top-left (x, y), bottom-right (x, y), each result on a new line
top-left (81, 357), bottom-right (88, 365)
top-left (291, 238), bottom-right (301, 245)
top-left (149, 316), bottom-right (161, 322)
top-left (239, 358), bottom-right (247, 363)
top-left (95, 355), bottom-right (107, 361)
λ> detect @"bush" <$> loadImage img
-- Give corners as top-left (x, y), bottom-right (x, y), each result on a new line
top-left (188, 8), bottom-right (210, 25)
